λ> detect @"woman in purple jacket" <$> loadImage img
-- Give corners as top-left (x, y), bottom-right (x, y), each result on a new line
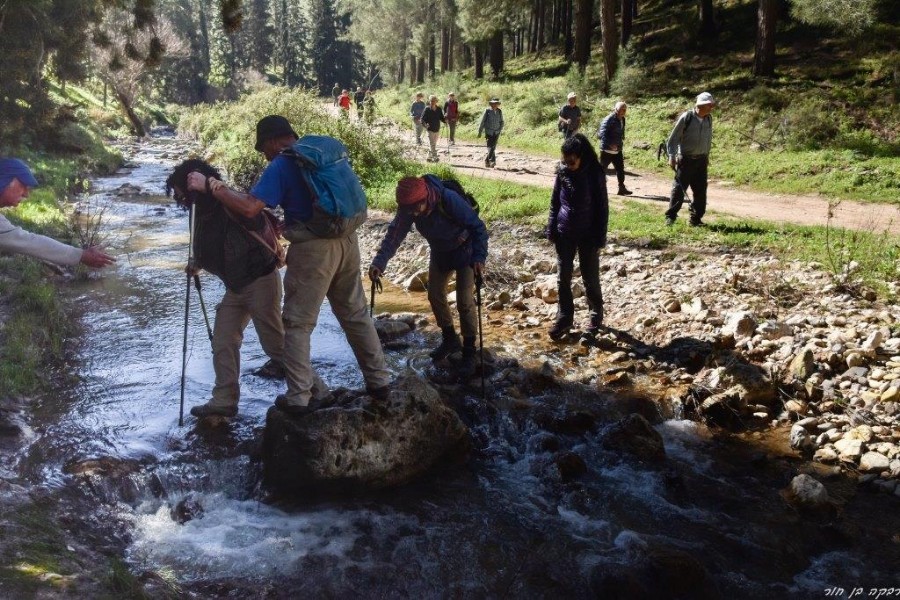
top-left (546, 133), bottom-right (609, 341)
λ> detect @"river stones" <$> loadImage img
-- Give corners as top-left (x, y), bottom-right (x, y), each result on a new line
top-left (600, 414), bottom-right (666, 463)
top-left (262, 372), bottom-right (470, 495)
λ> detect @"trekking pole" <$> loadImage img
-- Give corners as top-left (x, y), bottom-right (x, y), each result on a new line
top-left (369, 273), bottom-right (383, 317)
top-left (179, 203), bottom-right (196, 427)
top-left (192, 274), bottom-right (213, 342)
top-left (475, 270), bottom-right (485, 401)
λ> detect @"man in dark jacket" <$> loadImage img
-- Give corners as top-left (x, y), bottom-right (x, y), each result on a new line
top-left (369, 176), bottom-right (488, 376)
top-left (354, 87), bottom-right (366, 120)
top-left (167, 159), bottom-right (327, 418)
top-left (443, 92), bottom-right (460, 144)
top-left (421, 95), bottom-right (445, 162)
top-left (597, 101), bottom-right (632, 196)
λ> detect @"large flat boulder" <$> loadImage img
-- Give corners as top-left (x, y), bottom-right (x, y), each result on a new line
top-left (262, 372), bottom-right (470, 495)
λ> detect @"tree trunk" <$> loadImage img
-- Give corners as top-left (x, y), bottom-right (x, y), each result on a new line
top-left (621, 0), bottom-right (633, 46)
top-left (114, 85), bottom-right (146, 137)
top-left (416, 56), bottom-right (425, 83)
top-left (573, 0), bottom-right (594, 68)
top-left (538, 0), bottom-right (546, 49)
top-left (698, 0), bottom-right (716, 39)
top-left (564, 0), bottom-right (574, 57)
top-left (489, 30), bottom-right (503, 77)
top-left (474, 43), bottom-right (484, 79)
top-left (752, 0), bottom-right (778, 76)
top-left (409, 54), bottom-right (416, 83)
top-left (448, 25), bottom-right (455, 71)
top-left (441, 26), bottom-right (450, 72)
top-left (428, 31), bottom-right (436, 77)
top-left (398, 57), bottom-right (405, 84)
top-left (600, 0), bottom-right (617, 92)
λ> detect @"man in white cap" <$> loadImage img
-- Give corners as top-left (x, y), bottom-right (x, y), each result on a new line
top-left (558, 92), bottom-right (582, 139)
top-left (664, 92), bottom-right (716, 226)
top-left (0, 158), bottom-right (115, 268)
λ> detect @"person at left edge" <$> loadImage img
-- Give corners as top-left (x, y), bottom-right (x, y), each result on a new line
top-left (0, 158), bottom-right (115, 269)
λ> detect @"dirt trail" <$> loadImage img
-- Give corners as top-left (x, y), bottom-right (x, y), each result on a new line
top-left (346, 102), bottom-right (899, 236)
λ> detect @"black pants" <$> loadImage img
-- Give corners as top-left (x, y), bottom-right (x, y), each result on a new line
top-left (600, 151), bottom-right (625, 185)
top-left (554, 235), bottom-right (604, 326)
top-left (485, 134), bottom-right (499, 163)
top-left (666, 155), bottom-right (708, 222)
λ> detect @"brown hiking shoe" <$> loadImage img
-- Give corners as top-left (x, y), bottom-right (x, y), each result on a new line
top-left (190, 402), bottom-right (238, 418)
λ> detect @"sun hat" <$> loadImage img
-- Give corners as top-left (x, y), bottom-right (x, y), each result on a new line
top-left (0, 158), bottom-right (39, 191)
top-left (489, 97), bottom-right (500, 104)
top-left (254, 115), bottom-right (298, 151)
top-left (695, 92), bottom-right (715, 106)
top-left (567, 92), bottom-right (577, 100)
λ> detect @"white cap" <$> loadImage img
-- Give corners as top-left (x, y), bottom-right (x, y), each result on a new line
top-left (614, 101), bottom-right (627, 111)
top-left (695, 92), bottom-right (715, 106)
top-left (567, 91), bottom-right (577, 100)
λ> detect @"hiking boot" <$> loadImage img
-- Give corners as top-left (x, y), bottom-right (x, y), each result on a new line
top-left (690, 218), bottom-right (705, 227)
top-left (274, 394), bottom-right (315, 416)
top-left (190, 402), bottom-right (238, 418)
top-left (458, 344), bottom-right (477, 379)
top-left (617, 184), bottom-right (633, 196)
top-left (430, 326), bottom-right (462, 361)
top-left (484, 159), bottom-right (491, 167)
top-left (252, 359), bottom-right (285, 379)
top-left (367, 385), bottom-right (391, 400)
top-left (549, 318), bottom-right (573, 341)
top-left (665, 217), bottom-right (676, 227)
top-left (489, 161), bottom-right (496, 168)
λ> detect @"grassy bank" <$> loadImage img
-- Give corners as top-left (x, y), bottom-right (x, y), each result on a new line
top-left (372, 0), bottom-right (899, 204)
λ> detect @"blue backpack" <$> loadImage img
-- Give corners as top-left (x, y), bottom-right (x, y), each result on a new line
top-left (283, 135), bottom-right (368, 238)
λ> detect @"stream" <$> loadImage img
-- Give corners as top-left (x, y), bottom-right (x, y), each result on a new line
top-left (11, 135), bottom-right (899, 599)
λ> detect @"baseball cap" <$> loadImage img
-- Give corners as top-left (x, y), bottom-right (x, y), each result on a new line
top-left (489, 97), bottom-right (500, 104)
top-left (0, 158), bottom-right (39, 191)
top-left (695, 92), bottom-right (715, 106)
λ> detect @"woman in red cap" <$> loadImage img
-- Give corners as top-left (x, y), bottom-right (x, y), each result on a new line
top-left (369, 175), bottom-right (488, 377)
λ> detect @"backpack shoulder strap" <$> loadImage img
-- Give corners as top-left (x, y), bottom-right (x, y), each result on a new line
top-left (221, 205), bottom-right (286, 267)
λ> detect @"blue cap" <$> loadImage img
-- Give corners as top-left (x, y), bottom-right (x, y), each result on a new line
top-left (0, 158), bottom-right (40, 191)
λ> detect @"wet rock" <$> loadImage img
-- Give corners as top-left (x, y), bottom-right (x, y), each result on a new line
top-left (171, 494), bottom-right (204, 524)
top-left (526, 432), bottom-right (560, 454)
top-left (590, 543), bottom-right (717, 600)
top-left (790, 424), bottom-right (815, 452)
top-left (784, 474), bottom-right (830, 509)
top-left (601, 414), bottom-right (665, 463)
top-left (373, 319), bottom-right (412, 341)
top-left (553, 451), bottom-right (587, 482)
top-left (403, 270), bottom-right (428, 291)
top-left (262, 372), bottom-right (470, 494)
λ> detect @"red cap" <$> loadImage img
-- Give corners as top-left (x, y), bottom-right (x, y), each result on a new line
top-left (395, 176), bottom-right (428, 205)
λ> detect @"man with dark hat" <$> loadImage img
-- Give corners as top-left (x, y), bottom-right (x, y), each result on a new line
top-left (368, 176), bottom-right (488, 376)
top-left (185, 115), bottom-right (392, 415)
top-left (0, 158), bottom-right (115, 269)
top-left (477, 98), bottom-right (504, 168)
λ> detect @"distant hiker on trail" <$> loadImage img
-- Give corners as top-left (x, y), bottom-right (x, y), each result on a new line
top-left (369, 176), bottom-right (488, 377)
top-left (477, 98), bottom-right (504, 168)
top-left (338, 89), bottom-right (351, 118)
top-left (364, 89), bottom-right (376, 125)
top-left (443, 92), bottom-right (460, 145)
top-left (0, 158), bottom-right (115, 270)
top-left (546, 134), bottom-right (608, 342)
top-left (664, 92), bottom-right (715, 227)
top-left (187, 115), bottom-right (391, 415)
top-left (410, 92), bottom-right (426, 146)
top-left (170, 159), bottom-right (328, 419)
top-left (597, 101), bottom-right (632, 196)
top-left (421, 95), bottom-right (445, 162)
top-left (354, 87), bottom-right (366, 120)
top-left (558, 92), bottom-right (582, 139)
top-left (331, 83), bottom-right (341, 107)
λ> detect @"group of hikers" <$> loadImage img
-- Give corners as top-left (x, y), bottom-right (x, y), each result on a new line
top-left (0, 90), bottom-right (715, 420)
top-left (409, 91), bottom-right (502, 167)
top-left (332, 84), bottom-right (376, 124)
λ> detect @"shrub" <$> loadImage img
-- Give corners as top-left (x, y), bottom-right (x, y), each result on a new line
top-left (780, 97), bottom-right (841, 150)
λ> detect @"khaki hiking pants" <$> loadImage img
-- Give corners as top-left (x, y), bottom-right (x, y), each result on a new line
top-left (281, 233), bottom-right (391, 405)
top-left (428, 262), bottom-right (477, 339)
top-left (210, 270), bottom-right (284, 407)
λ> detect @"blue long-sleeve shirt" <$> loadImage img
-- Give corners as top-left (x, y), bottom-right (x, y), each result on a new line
top-left (372, 175), bottom-right (488, 272)
top-left (597, 111), bottom-right (625, 152)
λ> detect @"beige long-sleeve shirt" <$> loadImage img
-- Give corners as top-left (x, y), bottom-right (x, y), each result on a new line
top-left (0, 213), bottom-right (82, 266)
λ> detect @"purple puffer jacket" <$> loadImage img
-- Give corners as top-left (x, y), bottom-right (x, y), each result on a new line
top-left (547, 163), bottom-right (609, 247)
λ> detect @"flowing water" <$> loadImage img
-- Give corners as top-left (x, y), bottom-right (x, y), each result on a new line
top-left (13, 136), bottom-right (899, 599)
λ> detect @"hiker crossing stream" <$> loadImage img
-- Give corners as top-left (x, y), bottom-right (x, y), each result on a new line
top-left (12, 134), bottom-right (898, 598)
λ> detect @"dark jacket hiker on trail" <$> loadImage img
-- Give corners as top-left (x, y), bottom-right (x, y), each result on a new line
top-left (597, 101), bottom-right (632, 195)
top-left (369, 175), bottom-right (489, 377)
top-left (546, 134), bottom-right (609, 342)
top-left (166, 159), bottom-right (294, 419)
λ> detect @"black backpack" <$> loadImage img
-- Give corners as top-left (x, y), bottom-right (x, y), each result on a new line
top-left (438, 179), bottom-right (480, 226)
